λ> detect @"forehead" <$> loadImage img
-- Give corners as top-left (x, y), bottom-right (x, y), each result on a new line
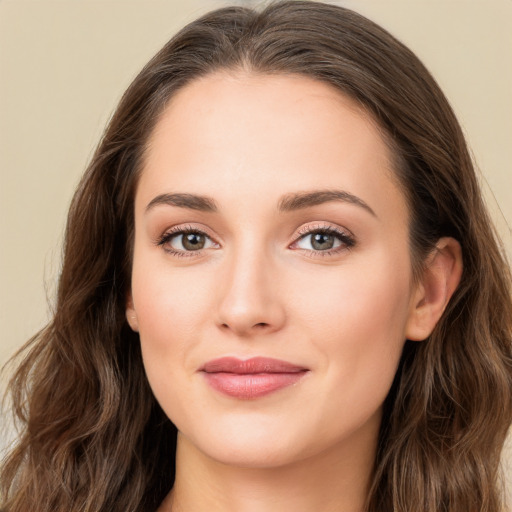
top-left (138, 72), bottom-right (406, 222)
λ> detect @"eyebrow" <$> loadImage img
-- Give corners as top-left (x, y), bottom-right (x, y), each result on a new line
top-left (145, 189), bottom-right (375, 217)
top-left (146, 193), bottom-right (218, 212)
top-left (277, 189), bottom-right (376, 216)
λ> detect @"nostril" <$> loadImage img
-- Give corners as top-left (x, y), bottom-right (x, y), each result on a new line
top-left (220, 321), bottom-right (269, 332)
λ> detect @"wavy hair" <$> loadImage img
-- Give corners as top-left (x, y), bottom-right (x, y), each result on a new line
top-left (2, 2), bottom-right (511, 511)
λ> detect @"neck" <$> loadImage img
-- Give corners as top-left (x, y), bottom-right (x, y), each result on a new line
top-left (160, 416), bottom-right (379, 512)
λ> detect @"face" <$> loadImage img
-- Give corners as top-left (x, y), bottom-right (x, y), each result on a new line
top-left (127, 72), bottom-right (420, 468)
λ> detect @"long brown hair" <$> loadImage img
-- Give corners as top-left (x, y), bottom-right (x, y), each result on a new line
top-left (2, 2), bottom-right (511, 511)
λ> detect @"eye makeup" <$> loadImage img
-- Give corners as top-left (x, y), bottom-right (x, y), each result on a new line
top-left (155, 222), bottom-right (356, 259)
top-left (155, 224), bottom-right (220, 258)
top-left (290, 223), bottom-right (355, 258)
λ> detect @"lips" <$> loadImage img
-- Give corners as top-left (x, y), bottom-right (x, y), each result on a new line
top-left (200, 357), bottom-right (309, 399)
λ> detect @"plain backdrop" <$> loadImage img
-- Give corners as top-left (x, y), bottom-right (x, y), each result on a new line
top-left (1, 0), bottom-right (511, 500)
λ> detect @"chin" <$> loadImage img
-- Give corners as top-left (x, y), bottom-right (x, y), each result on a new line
top-left (196, 440), bottom-right (306, 470)
top-left (180, 417), bottom-right (316, 469)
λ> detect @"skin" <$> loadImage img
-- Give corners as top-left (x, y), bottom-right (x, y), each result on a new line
top-left (126, 72), bottom-right (462, 512)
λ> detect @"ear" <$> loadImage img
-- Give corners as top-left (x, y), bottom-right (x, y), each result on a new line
top-left (405, 237), bottom-right (463, 341)
top-left (126, 292), bottom-right (139, 332)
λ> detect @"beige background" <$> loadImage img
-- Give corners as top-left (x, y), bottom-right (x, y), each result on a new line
top-left (1, 0), bottom-right (511, 500)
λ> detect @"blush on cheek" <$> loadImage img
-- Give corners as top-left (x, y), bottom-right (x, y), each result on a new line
top-left (319, 273), bottom-right (410, 378)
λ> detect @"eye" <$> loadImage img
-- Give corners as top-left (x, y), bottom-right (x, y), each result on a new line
top-left (157, 226), bottom-right (218, 256)
top-left (291, 225), bottom-right (355, 255)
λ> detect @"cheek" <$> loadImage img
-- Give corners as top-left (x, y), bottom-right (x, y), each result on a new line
top-left (132, 265), bottom-right (214, 429)
top-left (293, 253), bottom-right (412, 403)
top-left (130, 254), bottom-right (215, 392)
top-left (294, 251), bottom-right (412, 340)
top-left (132, 248), bottom-right (212, 331)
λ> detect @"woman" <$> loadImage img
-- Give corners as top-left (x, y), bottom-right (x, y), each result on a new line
top-left (1, 1), bottom-right (511, 511)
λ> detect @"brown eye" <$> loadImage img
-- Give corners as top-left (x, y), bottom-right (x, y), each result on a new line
top-left (310, 232), bottom-right (336, 250)
top-left (181, 232), bottom-right (206, 251)
top-left (292, 227), bottom-right (355, 254)
top-left (158, 229), bottom-right (217, 255)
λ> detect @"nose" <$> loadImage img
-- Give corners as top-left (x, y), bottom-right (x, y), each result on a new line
top-left (215, 246), bottom-right (286, 337)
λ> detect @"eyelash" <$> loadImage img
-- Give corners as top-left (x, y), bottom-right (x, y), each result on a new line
top-left (156, 224), bottom-right (215, 259)
top-left (156, 223), bottom-right (355, 258)
top-left (293, 224), bottom-right (356, 257)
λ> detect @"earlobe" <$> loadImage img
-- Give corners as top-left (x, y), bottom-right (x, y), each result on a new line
top-left (126, 294), bottom-right (139, 332)
top-left (405, 237), bottom-right (463, 341)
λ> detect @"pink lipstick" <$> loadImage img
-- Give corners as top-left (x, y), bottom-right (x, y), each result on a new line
top-left (200, 357), bottom-right (309, 399)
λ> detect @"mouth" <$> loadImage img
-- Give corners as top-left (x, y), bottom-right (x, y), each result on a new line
top-left (200, 356), bottom-right (310, 399)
